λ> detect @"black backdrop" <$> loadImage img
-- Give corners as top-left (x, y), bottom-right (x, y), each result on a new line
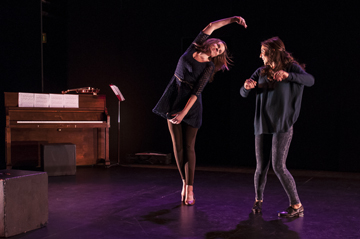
top-left (1, 0), bottom-right (359, 172)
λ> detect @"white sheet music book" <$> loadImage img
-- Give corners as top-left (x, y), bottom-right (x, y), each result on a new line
top-left (63, 94), bottom-right (79, 108)
top-left (109, 84), bottom-right (125, 101)
top-left (49, 94), bottom-right (65, 108)
top-left (18, 93), bottom-right (35, 107)
top-left (34, 93), bottom-right (50, 107)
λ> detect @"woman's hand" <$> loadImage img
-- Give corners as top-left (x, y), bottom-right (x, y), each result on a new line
top-left (232, 16), bottom-right (247, 28)
top-left (169, 112), bottom-right (184, 124)
top-left (244, 79), bottom-right (257, 90)
top-left (273, 70), bottom-right (289, 81)
top-left (169, 95), bottom-right (197, 124)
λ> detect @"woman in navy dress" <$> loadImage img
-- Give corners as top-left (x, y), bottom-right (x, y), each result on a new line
top-left (153, 16), bottom-right (247, 205)
top-left (240, 37), bottom-right (314, 217)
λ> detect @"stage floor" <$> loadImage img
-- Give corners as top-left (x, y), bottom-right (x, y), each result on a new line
top-left (11, 165), bottom-right (360, 239)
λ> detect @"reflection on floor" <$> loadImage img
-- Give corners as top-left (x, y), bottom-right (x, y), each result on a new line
top-left (10, 165), bottom-right (360, 239)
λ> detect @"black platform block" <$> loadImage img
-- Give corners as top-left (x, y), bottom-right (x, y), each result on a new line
top-left (0, 170), bottom-right (48, 238)
top-left (41, 144), bottom-right (76, 176)
top-left (126, 152), bottom-right (172, 165)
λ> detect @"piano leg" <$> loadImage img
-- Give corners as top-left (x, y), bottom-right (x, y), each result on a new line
top-left (5, 116), bottom-right (12, 169)
top-left (97, 127), bottom-right (110, 166)
top-left (105, 126), bottom-right (110, 165)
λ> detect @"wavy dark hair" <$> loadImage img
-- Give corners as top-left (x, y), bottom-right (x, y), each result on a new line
top-left (260, 37), bottom-right (305, 79)
top-left (194, 38), bottom-right (232, 82)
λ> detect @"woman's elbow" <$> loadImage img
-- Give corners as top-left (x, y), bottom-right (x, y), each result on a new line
top-left (240, 87), bottom-right (249, 97)
top-left (306, 75), bottom-right (315, 87)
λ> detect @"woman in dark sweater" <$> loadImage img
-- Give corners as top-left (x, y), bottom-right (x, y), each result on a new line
top-left (240, 37), bottom-right (314, 217)
top-left (153, 16), bottom-right (247, 205)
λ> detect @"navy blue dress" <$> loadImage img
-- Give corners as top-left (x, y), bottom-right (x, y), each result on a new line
top-left (152, 31), bottom-right (215, 128)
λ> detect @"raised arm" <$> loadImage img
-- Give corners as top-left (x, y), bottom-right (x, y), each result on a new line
top-left (202, 16), bottom-right (247, 35)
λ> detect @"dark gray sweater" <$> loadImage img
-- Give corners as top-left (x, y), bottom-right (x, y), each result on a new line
top-left (240, 63), bottom-right (315, 135)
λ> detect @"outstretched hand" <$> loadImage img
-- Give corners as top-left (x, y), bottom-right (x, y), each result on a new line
top-left (232, 16), bottom-right (247, 28)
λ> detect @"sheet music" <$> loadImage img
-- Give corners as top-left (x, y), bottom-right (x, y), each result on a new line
top-left (49, 94), bottom-right (64, 108)
top-left (18, 93), bottom-right (35, 107)
top-left (34, 93), bottom-right (50, 107)
top-left (18, 92), bottom-right (79, 108)
top-left (110, 84), bottom-right (125, 101)
top-left (17, 121), bottom-right (104, 123)
top-left (63, 94), bottom-right (79, 108)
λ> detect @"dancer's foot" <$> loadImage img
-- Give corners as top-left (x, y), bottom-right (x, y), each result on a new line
top-left (181, 180), bottom-right (186, 202)
top-left (184, 185), bottom-right (195, 206)
top-left (252, 200), bottom-right (262, 214)
top-left (185, 197), bottom-right (195, 206)
top-left (278, 204), bottom-right (304, 217)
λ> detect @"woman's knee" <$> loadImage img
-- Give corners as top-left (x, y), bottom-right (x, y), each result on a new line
top-left (273, 163), bottom-right (287, 175)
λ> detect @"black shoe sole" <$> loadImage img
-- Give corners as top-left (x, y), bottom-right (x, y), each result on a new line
top-left (278, 211), bottom-right (304, 217)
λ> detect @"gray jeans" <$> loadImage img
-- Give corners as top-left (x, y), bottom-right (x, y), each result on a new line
top-left (254, 126), bottom-right (301, 205)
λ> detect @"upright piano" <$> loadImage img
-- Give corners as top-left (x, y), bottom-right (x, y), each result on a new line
top-left (4, 92), bottom-right (110, 169)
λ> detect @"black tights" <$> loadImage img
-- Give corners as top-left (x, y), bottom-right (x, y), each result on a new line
top-left (167, 121), bottom-right (198, 185)
top-left (254, 126), bottom-right (301, 205)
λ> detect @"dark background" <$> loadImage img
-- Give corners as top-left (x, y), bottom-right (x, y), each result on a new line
top-left (1, 0), bottom-right (359, 172)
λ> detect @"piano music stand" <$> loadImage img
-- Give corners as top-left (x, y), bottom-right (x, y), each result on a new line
top-left (108, 85), bottom-right (125, 168)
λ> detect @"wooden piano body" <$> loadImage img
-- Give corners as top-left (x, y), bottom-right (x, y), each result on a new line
top-left (4, 92), bottom-right (110, 169)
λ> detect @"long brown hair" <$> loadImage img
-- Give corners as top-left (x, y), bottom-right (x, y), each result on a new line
top-left (260, 37), bottom-right (305, 79)
top-left (195, 38), bottom-right (232, 82)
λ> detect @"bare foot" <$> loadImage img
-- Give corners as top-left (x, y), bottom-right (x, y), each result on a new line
top-left (185, 185), bottom-right (194, 204)
top-left (181, 180), bottom-right (186, 201)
